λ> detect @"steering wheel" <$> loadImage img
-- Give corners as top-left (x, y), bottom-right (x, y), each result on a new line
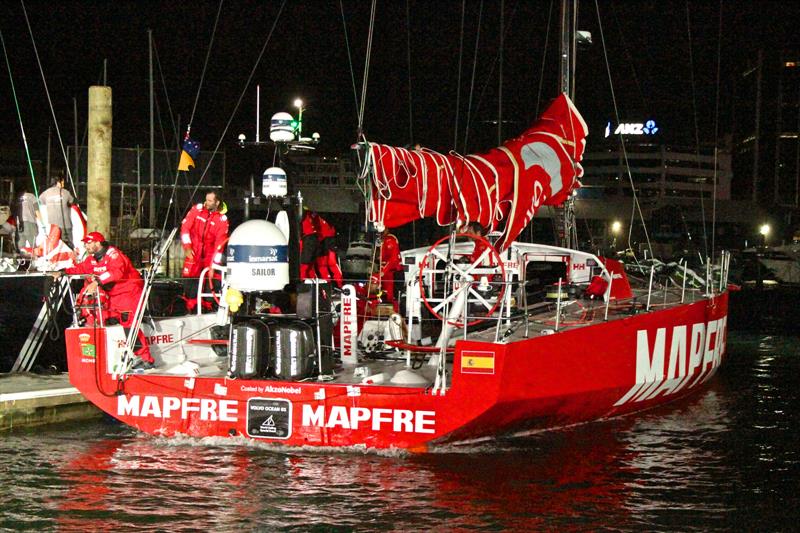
top-left (418, 233), bottom-right (506, 327)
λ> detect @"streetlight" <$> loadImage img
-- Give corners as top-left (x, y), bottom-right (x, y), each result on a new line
top-left (759, 223), bottom-right (770, 247)
top-left (294, 98), bottom-right (303, 139)
top-left (610, 220), bottom-right (622, 250)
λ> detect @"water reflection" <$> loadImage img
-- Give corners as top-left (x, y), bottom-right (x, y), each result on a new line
top-left (1, 333), bottom-right (798, 531)
top-left (47, 418), bottom-right (646, 530)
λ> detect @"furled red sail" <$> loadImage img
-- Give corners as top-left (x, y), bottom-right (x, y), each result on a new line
top-left (366, 93), bottom-right (588, 250)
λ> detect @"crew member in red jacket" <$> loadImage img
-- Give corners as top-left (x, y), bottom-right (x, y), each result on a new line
top-left (378, 227), bottom-right (402, 309)
top-left (299, 209), bottom-right (343, 287)
top-left (180, 191), bottom-right (229, 278)
top-left (62, 231), bottom-right (154, 368)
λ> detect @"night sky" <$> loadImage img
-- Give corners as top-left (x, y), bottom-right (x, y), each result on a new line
top-left (1, 0), bottom-right (798, 185)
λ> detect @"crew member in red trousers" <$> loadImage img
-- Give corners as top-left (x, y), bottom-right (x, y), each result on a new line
top-left (379, 227), bottom-right (402, 310)
top-left (299, 209), bottom-right (343, 287)
top-left (180, 191), bottom-right (229, 278)
top-left (60, 231), bottom-right (154, 368)
top-left (180, 191), bottom-right (229, 311)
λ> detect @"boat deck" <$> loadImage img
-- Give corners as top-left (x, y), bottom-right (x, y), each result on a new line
top-left (136, 284), bottom-right (708, 389)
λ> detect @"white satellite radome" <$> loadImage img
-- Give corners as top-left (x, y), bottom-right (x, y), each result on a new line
top-left (270, 112), bottom-right (296, 143)
top-left (226, 219), bottom-right (290, 292)
top-left (262, 166), bottom-right (288, 198)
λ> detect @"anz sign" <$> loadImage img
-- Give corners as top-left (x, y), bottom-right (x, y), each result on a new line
top-left (604, 120), bottom-right (659, 138)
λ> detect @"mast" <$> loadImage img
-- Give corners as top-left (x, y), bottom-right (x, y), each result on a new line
top-left (148, 29), bottom-right (155, 228)
top-left (558, 0), bottom-right (578, 249)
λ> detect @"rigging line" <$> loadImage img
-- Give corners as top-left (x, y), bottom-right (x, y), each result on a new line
top-left (594, 0), bottom-right (653, 260)
top-left (186, 0), bottom-right (224, 135)
top-left (153, 40), bottom-right (179, 150)
top-left (1, 29), bottom-right (40, 200)
top-left (339, 0), bottom-right (360, 123)
top-left (610, 1), bottom-right (648, 115)
top-left (711, 0), bottom-right (722, 260)
top-left (357, 0), bottom-right (377, 137)
top-left (461, 0), bottom-right (484, 155)
top-left (465, 1), bottom-right (520, 136)
top-left (153, 40), bottom-right (186, 242)
top-left (498, 0), bottom-right (503, 145)
top-left (535, 0), bottom-right (553, 118)
top-left (405, 0), bottom-right (414, 143)
top-left (20, 0), bottom-right (78, 200)
top-left (453, 0), bottom-right (466, 151)
top-left (685, 1), bottom-right (709, 262)
top-left (153, 81), bottom-right (175, 170)
top-left (183, 0), bottom-right (287, 213)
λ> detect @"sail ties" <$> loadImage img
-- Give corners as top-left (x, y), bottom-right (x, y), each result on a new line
top-left (366, 94), bottom-right (589, 251)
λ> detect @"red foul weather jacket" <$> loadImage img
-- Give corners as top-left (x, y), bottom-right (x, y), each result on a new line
top-left (299, 211), bottom-right (343, 287)
top-left (66, 245), bottom-right (144, 324)
top-left (180, 204), bottom-right (229, 278)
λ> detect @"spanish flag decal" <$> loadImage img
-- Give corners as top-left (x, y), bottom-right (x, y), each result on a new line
top-left (460, 351), bottom-right (495, 375)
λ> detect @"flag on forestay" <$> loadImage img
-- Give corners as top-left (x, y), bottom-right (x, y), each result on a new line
top-left (178, 137), bottom-right (200, 171)
top-left (366, 94), bottom-right (588, 251)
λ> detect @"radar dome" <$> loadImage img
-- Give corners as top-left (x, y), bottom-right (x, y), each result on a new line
top-left (226, 219), bottom-right (289, 292)
top-left (270, 112), bottom-right (295, 143)
top-left (262, 166), bottom-right (287, 198)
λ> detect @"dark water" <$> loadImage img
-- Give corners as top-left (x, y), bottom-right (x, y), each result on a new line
top-left (0, 275), bottom-right (70, 373)
top-left (1, 332), bottom-right (798, 531)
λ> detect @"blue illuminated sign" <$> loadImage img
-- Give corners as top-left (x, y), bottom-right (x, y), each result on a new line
top-left (604, 120), bottom-right (659, 138)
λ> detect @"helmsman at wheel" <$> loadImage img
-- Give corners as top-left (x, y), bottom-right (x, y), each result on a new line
top-left (60, 231), bottom-right (154, 367)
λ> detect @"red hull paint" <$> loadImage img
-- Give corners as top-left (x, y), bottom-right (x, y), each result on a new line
top-left (67, 293), bottom-right (728, 451)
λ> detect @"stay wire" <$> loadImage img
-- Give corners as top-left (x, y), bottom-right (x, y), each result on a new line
top-left (453, 0), bottom-right (466, 151)
top-left (405, 0), bottom-right (414, 144)
top-left (685, 1), bottom-right (709, 262)
top-left (0, 29), bottom-right (41, 201)
top-left (465, 1), bottom-right (520, 138)
top-left (535, 0), bottom-right (553, 118)
top-left (182, 0), bottom-right (287, 215)
top-left (594, 0), bottom-right (653, 259)
top-left (20, 0), bottom-right (78, 200)
top-left (711, 0), bottom-right (723, 261)
top-left (339, 0), bottom-right (360, 122)
top-left (185, 0), bottom-right (224, 136)
top-left (460, 0), bottom-right (484, 155)
top-left (153, 40), bottom-right (179, 151)
top-left (356, 0), bottom-right (377, 137)
top-left (157, 0), bottom-right (222, 232)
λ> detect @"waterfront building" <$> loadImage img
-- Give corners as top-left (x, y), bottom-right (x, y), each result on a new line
top-left (733, 49), bottom-right (800, 236)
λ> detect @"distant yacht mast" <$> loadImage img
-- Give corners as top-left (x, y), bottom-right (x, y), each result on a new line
top-left (558, 0), bottom-right (578, 249)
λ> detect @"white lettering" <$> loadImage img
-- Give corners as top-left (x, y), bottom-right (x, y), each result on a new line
top-left (116, 395), bottom-right (240, 422)
top-left (118, 395), bottom-right (139, 416)
top-left (219, 400), bottom-right (237, 422)
top-left (201, 398), bottom-right (217, 421)
top-left (615, 317), bottom-right (726, 407)
top-left (301, 405), bottom-right (436, 434)
top-left (393, 409), bottom-right (414, 433)
top-left (327, 406), bottom-right (350, 429)
top-left (350, 407), bottom-right (371, 429)
top-left (182, 398), bottom-right (200, 418)
top-left (140, 396), bottom-right (162, 418)
top-left (372, 409), bottom-right (393, 431)
top-left (303, 405), bottom-right (325, 427)
top-left (415, 411), bottom-right (436, 434)
top-left (162, 397), bottom-right (181, 418)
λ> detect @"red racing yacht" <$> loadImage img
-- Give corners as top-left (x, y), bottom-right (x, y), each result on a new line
top-left (64, 91), bottom-right (731, 452)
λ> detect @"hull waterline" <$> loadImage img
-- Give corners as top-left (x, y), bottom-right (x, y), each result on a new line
top-left (66, 293), bottom-right (728, 451)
